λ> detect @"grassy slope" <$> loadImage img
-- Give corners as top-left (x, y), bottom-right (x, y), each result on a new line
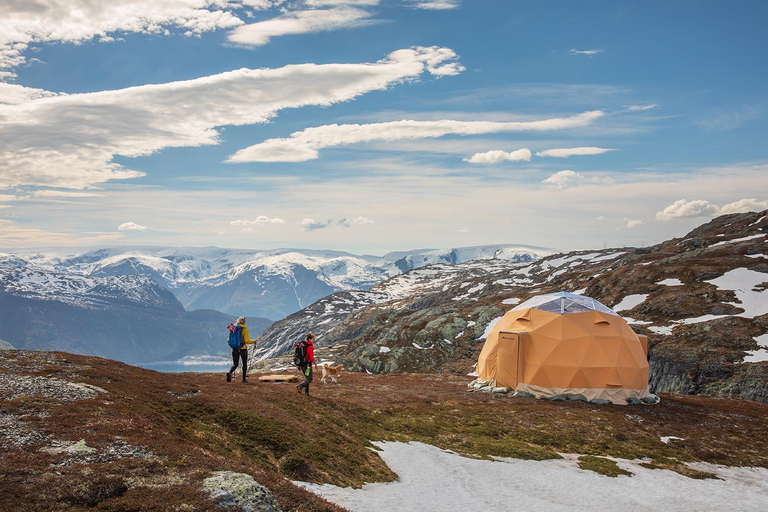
top-left (3, 350), bottom-right (768, 510)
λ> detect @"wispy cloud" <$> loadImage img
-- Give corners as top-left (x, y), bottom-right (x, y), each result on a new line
top-left (542, 170), bottom-right (614, 189)
top-left (117, 221), bottom-right (149, 231)
top-left (0, 47), bottom-right (461, 190)
top-left (696, 104), bottom-right (766, 133)
top-left (626, 219), bottom-right (644, 228)
top-left (409, 0), bottom-right (461, 9)
top-left (227, 6), bottom-right (376, 46)
top-left (624, 104), bottom-right (658, 112)
top-left (463, 148), bottom-right (532, 164)
top-left (228, 111), bottom-right (604, 162)
top-left (301, 216), bottom-right (374, 231)
top-left (656, 198), bottom-right (768, 220)
top-left (535, 147), bottom-right (615, 158)
top-left (568, 48), bottom-right (604, 56)
top-left (230, 216), bottom-right (286, 226)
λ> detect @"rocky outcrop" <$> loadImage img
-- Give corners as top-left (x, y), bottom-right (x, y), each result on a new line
top-left (204, 471), bottom-right (281, 512)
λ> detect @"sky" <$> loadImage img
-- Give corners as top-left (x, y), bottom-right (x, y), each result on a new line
top-left (1, 0), bottom-right (767, 255)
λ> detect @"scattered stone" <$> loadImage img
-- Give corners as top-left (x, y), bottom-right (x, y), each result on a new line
top-left (43, 439), bottom-right (97, 455)
top-left (45, 437), bottom-right (154, 467)
top-left (0, 374), bottom-right (104, 401)
top-left (0, 411), bottom-right (50, 448)
top-left (204, 471), bottom-right (281, 512)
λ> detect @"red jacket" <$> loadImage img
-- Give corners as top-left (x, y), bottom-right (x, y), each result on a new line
top-left (305, 340), bottom-right (315, 364)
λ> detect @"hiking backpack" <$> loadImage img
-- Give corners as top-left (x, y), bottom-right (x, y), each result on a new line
top-left (227, 323), bottom-right (243, 349)
top-left (293, 340), bottom-right (308, 367)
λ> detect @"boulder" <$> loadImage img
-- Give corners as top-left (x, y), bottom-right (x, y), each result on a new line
top-left (203, 471), bottom-right (281, 512)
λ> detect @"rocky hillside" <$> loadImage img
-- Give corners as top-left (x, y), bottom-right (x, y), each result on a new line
top-left (3, 350), bottom-right (768, 511)
top-left (256, 211), bottom-right (768, 402)
top-left (0, 255), bottom-right (271, 365)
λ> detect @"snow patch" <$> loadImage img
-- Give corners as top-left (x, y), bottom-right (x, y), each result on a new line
top-left (502, 298), bottom-right (521, 305)
top-left (379, 346), bottom-right (390, 354)
top-left (706, 268), bottom-right (768, 319)
top-left (657, 278), bottom-right (683, 286)
top-left (711, 234), bottom-right (765, 247)
top-left (297, 441), bottom-right (768, 512)
top-left (613, 294), bottom-right (648, 312)
top-left (743, 333), bottom-right (768, 363)
top-left (481, 316), bottom-right (503, 340)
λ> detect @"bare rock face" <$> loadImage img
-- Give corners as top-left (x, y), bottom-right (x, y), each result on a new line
top-left (204, 471), bottom-right (281, 512)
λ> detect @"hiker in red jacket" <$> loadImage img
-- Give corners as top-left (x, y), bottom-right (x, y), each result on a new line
top-left (297, 332), bottom-right (317, 396)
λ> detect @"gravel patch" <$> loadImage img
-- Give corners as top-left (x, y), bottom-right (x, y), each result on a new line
top-left (0, 373), bottom-right (106, 401)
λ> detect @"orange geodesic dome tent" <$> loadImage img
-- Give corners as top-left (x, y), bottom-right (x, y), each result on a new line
top-left (476, 292), bottom-right (656, 405)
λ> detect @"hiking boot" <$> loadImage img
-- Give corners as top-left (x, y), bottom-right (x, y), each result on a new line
top-left (226, 372), bottom-right (231, 382)
top-left (242, 377), bottom-right (248, 383)
top-left (297, 384), bottom-right (302, 394)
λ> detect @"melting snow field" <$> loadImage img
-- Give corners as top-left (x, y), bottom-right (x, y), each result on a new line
top-left (613, 293), bottom-right (648, 312)
top-left (298, 442), bottom-right (768, 512)
top-left (744, 333), bottom-right (768, 363)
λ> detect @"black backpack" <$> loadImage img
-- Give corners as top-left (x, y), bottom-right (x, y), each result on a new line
top-left (293, 341), bottom-right (308, 367)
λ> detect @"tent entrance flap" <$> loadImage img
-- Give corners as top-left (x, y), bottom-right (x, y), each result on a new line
top-left (496, 331), bottom-right (525, 389)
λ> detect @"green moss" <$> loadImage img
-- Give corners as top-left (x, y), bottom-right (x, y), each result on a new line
top-left (577, 456), bottom-right (632, 477)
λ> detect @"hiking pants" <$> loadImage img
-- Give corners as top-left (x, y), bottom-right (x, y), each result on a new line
top-left (298, 364), bottom-right (313, 394)
top-left (229, 348), bottom-right (248, 379)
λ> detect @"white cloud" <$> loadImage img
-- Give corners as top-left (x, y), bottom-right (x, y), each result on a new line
top-left (230, 216), bottom-right (286, 225)
top-left (657, 197), bottom-right (768, 221)
top-left (625, 104), bottom-right (658, 112)
top-left (0, 219), bottom-right (124, 245)
top-left (228, 111), bottom-right (604, 162)
top-left (227, 6), bottom-right (375, 46)
top-left (596, 215), bottom-right (606, 221)
top-left (626, 219), bottom-right (644, 228)
top-left (535, 147), bottom-right (615, 158)
top-left (301, 216), bottom-right (373, 231)
top-left (30, 190), bottom-right (103, 198)
top-left (0, 47), bottom-right (461, 189)
top-left (304, 1), bottom-right (380, 5)
top-left (410, 0), bottom-right (461, 9)
top-left (464, 148), bottom-right (532, 164)
top-left (656, 199), bottom-right (721, 220)
top-left (718, 198), bottom-right (768, 215)
top-left (0, 0), bottom-right (245, 78)
top-left (0, 83), bottom-right (59, 105)
top-left (458, 228), bottom-right (469, 233)
top-left (117, 221), bottom-right (149, 231)
top-left (568, 49), bottom-right (603, 56)
top-left (542, 170), bottom-right (614, 190)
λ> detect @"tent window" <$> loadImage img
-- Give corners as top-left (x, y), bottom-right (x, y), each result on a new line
top-left (511, 291), bottom-right (618, 317)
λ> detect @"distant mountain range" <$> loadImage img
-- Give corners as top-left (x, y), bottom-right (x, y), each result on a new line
top-left (21, 244), bottom-right (549, 321)
top-left (0, 254), bottom-right (271, 364)
top-left (0, 243), bottom-right (548, 364)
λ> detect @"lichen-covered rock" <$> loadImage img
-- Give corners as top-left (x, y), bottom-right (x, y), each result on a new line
top-left (203, 471), bottom-right (281, 512)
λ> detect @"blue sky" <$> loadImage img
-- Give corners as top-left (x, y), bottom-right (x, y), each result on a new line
top-left (1, 0), bottom-right (767, 254)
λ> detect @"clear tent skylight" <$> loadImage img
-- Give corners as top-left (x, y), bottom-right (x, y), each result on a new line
top-left (511, 292), bottom-right (618, 316)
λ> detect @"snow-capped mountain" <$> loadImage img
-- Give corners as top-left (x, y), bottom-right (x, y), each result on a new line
top-left (0, 254), bottom-right (270, 364)
top-left (24, 244), bottom-right (548, 321)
